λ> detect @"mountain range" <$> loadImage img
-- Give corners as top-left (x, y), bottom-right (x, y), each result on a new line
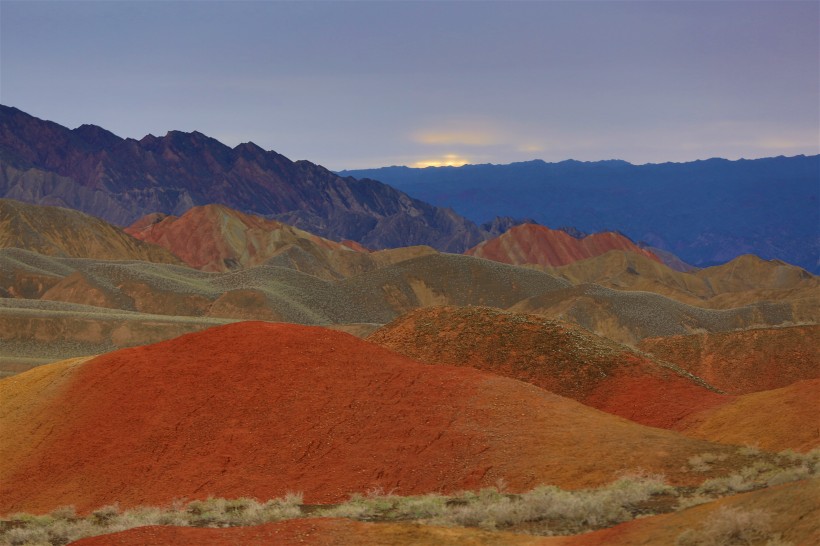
top-left (0, 105), bottom-right (485, 253)
top-left (341, 155), bottom-right (820, 272)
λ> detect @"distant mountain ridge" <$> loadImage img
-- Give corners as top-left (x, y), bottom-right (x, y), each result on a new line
top-left (341, 156), bottom-right (820, 272)
top-left (0, 105), bottom-right (483, 253)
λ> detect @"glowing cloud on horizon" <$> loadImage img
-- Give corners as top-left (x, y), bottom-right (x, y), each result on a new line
top-left (413, 130), bottom-right (499, 147)
top-left (412, 154), bottom-right (470, 168)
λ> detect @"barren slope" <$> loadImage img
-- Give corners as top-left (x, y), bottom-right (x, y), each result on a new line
top-left (674, 379), bottom-right (820, 452)
top-left (1, 322), bottom-right (738, 515)
top-left (369, 306), bottom-right (726, 429)
top-left (465, 224), bottom-right (661, 267)
top-left (638, 325), bottom-right (820, 394)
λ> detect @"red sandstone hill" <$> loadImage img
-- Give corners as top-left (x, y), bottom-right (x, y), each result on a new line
top-left (368, 306), bottom-right (727, 429)
top-left (639, 325), bottom-right (820, 395)
top-left (1, 322), bottom-right (739, 515)
top-left (125, 204), bottom-right (366, 273)
top-left (465, 224), bottom-right (661, 268)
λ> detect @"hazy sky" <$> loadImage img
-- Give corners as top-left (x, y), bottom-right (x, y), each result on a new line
top-left (1, 1), bottom-right (818, 170)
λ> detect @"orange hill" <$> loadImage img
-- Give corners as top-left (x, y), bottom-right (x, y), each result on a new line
top-left (368, 306), bottom-right (727, 429)
top-left (1, 322), bottom-right (737, 515)
top-left (639, 325), bottom-right (820, 394)
top-left (465, 224), bottom-right (661, 267)
top-left (674, 379), bottom-right (820, 453)
top-left (125, 204), bottom-right (365, 273)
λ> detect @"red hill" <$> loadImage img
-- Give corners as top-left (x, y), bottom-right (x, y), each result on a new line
top-left (1, 322), bottom-right (733, 515)
top-left (368, 306), bottom-right (727, 429)
top-left (465, 224), bottom-right (661, 267)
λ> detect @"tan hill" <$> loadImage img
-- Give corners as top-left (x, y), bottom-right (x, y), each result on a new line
top-left (674, 379), bottom-right (820, 452)
top-left (0, 198), bottom-right (181, 264)
top-left (368, 306), bottom-right (726, 429)
top-left (0, 296), bottom-right (237, 377)
top-left (695, 253), bottom-right (818, 293)
top-left (465, 224), bottom-right (661, 267)
top-left (639, 325), bottom-right (820, 394)
top-left (508, 283), bottom-right (802, 345)
top-left (125, 204), bottom-right (370, 277)
top-left (1, 322), bottom-right (742, 515)
top-left (542, 250), bottom-right (819, 311)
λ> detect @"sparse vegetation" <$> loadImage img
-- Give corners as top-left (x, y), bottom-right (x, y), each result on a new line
top-left (675, 507), bottom-right (791, 546)
top-left (3, 462), bottom-right (816, 546)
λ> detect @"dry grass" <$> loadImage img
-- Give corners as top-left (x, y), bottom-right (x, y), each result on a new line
top-left (3, 455), bottom-right (817, 546)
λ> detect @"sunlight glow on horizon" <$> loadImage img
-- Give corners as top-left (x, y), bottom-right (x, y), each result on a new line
top-left (412, 154), bottom-right (471, 168)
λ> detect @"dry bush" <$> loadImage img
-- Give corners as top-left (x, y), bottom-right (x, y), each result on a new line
top-left (675, 507), bottom-right (791, 546)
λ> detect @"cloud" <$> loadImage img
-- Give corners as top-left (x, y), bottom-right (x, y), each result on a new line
top-left (412, 129), bottom-right (500, 147)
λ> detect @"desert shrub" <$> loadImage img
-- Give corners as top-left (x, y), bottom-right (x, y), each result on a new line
top-left (4, 526), bottom-right (50, 546)
top-left (47, 507), bottom-right (76, 522)
top-left (688, 453), bottom-right (729, 473)
top-left (90, 504), bottom-right (119, 526)
top-left (392, 494), bottom-right (447, 519)
top-left (765, 465), bottom-right (811, 487)
top-left (698, 473), bottom-right (756, 496)
top-left (738, 445), bottom-right (762, 457)
top-left (675, 507), bottom-right (780, 546)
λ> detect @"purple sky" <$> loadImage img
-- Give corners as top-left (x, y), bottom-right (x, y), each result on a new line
top-left (1, 1), bottom-right (818, 170)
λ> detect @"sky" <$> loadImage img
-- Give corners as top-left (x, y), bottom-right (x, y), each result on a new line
top-left (1, 1), bottom-right (818, 170)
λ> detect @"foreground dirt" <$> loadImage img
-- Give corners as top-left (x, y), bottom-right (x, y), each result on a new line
top-left (1, 322), bottom-right (735, 515)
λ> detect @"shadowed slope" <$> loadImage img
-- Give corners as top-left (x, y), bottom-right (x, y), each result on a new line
top-left (465, 224), bottom-right (660, 267)
top-left (0, 199), bottom-right (181, 264)
top-left (639, 325), bottom-right (820, 394)
top-left (1, 322), bottom-right (738, 515)
top-left (368, 306), bottom-right (726, 429)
